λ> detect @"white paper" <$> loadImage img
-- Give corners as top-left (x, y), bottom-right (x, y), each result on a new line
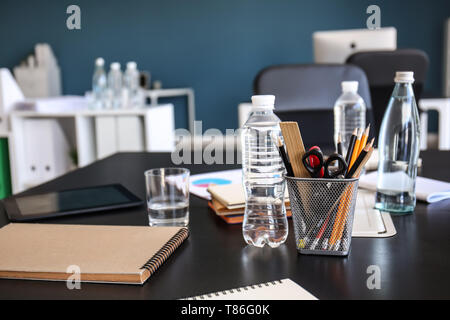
top-left (359, 171), bottom-right (450, 203)
top-left (189, 169), bottom-right (242, 200)
top-left (183, 279), bottom-right (317, 300)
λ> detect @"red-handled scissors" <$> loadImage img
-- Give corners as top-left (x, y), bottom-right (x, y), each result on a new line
top-left (302, 146), bottom-right (348, 179)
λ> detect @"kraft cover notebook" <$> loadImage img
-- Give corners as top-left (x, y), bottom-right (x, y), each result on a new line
top-left (207, 184), bottom-right (290, 209)
top-left (0, 223), bottom-right (189, 284)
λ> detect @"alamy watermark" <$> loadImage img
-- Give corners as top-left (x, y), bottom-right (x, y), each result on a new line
top-left (66, 265), bottom-right (81, 290)
top-left (366, 5), bottom-right (381, 30)
top-left (366, 265), bottom-right (381, 290)
top-left (171, 121), bottom-right (242, 165)
top-left (66, 5), bottom-right (81, 30)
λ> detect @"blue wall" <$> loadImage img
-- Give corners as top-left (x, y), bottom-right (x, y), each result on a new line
top-left (1, 0), bottom-right (449, 131)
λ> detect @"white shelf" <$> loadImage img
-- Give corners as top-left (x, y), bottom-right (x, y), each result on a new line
top-left (11, 108), bottom-right (157, 117)
top-left (9, 105), bottom-right (175, 193)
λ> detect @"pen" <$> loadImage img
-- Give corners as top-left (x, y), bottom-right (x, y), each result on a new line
top-left (345, 128), bottom-right (358, 171)
top-left (276, 137), bottom-right (295, 177)
top-left (309, 211), bottom-right (332, 250)
top-left (349, 128), bottom-right (362, 170)
top-left (337, 133), bottom-right (343, 157)
top-left (346, 138), bottom-right (374, 178)
top-left (350, 140), bottom-right (374, 178)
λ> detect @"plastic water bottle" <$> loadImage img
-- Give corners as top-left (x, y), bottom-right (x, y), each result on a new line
top-left (108, 62), bottom-right (123, 109)
top-left (123, 61), bottom-right (142, 108)
top-left (242, 95), bottom-right (288, 248)
top-left (375, 72), bottom-right (421, 214)
top-left (92, 57), bottom-right (107, 109)
top-left (334, 81), bottom-right (366, 156)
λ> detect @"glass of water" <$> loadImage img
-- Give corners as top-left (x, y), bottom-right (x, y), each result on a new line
top-left (145, 168), bottom-right (190, 227)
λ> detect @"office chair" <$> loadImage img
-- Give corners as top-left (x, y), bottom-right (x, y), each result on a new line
top-left (346, 49), bottom-right (429, 139)
top-left (253, 64), bottom-right (373, 151)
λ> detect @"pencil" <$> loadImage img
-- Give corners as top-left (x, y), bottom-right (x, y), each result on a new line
top-left (349, 128), bottom-right (362, 170)
top-left (351, 140), bottom-right (374, 178)
top-left (330, 127), bottom-right (357, 248)
top-left (328, 187), bottom-right (353, 250)
top-left (357, 124), bottom-right (370, 156)
top-left (345, 128), bottom-right (358, 169)
top-left (331, 142), bottom-right (375, 250)
top-left (346, 138), bottom-right (374, 178)
top-left (321, 204), bottom-right (340, 250)
top-left (337, 133), bottom-right (343, 156)
top-left (276, 137), bottom-right (294, 177)
top-left (329, 139), bottom-right (375, 250)
top-left (331, 145), bottom-right (375, 250)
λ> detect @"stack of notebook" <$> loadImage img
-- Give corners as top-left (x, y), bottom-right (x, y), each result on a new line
top-left (207, 184), bottom-right (291, 224)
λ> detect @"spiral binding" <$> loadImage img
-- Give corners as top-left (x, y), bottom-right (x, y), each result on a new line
top-left (185, 280), bottom-right (284, 300)
top-left (141, 228), bottom-right (189, 275)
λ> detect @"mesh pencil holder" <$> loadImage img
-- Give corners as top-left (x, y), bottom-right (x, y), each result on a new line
top-left (286, 176), bottom-right (359, 256)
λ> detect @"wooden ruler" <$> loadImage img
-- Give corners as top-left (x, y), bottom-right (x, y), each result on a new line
top-left (280, 122), bottom-right (309, 178)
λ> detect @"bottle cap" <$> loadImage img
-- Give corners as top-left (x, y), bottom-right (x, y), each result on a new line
top-left (251, 95), bottom-right (275, 109)
top-left (95, 58), bottom-right (105, 67)
top-left (341, 81), bottom-right (359, 93)
top-left (127, 61), bottom-right (137, 70)
top-left (110, 62), bottom-right (121, 70)
top-left (394, 71), bottom-right (415, 83)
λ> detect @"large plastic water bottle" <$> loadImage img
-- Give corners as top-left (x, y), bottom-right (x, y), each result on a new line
top-left (375, 72), bottom-right (420, 214)
top-left (108, 62), bottom-right (123, 109)
top-left (334, 81), bottom-right (366, 156)
top-left (92, 57), bottom-right (107, 109)
top-left (123, 61), bottom-right (142, 108)
top-left (242, 95), bottom-right (288, 248)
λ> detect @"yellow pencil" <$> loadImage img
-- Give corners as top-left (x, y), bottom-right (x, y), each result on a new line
top-left (332, 145), bottom-right (375, 250)
top-left (357, 124), bottom-right (370, 156)
top-left (330, 143), bottom-right (375, 250)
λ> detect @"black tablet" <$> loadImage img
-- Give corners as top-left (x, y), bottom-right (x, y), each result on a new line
top-left (3, 184), bottom-right (143, 222)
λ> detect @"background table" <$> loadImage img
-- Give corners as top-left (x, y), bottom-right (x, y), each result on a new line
top-left (0, 151), bottom-right (449, 299)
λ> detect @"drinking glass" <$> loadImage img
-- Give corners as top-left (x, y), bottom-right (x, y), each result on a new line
top-left (145, 168), bottom-right (190, 227)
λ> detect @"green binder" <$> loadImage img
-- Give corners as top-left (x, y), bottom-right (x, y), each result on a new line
top-left (0, 138), bottom-right (12, 199)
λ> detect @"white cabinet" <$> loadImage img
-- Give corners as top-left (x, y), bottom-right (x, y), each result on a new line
top-left (10, 105), bottom-right (175, 193)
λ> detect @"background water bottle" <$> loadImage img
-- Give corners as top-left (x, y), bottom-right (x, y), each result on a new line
top-left (92, 57), bottom-right (107, 109)
top-left (334, 81), bottom-right (366, 156)
top-left (123, 61), bottom-right (142, 108)
top-left (107, 62), bottom-right (123, 109)
top-left (242, 95), bottom-right (288, 248)
top-left (375, 72), bottom-right (420, 214)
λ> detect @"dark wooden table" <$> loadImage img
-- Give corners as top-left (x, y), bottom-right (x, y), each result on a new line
top-left (0, 151), bottom-right (449, 299)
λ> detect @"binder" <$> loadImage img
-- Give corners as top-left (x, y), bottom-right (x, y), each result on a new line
top-left (22, 119), bottom-right (71, 187)
top-left (0, 223), bottom-right (189, 284)
top-left (116, 116), bottom-right (144, 152)
top-left (0, 138), bottom-right (11, 199)
top-left (95, 116), bottom-right (117, 159)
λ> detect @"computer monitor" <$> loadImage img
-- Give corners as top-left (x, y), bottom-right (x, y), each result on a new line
top-left (313, 27), bottom-right (397, 64)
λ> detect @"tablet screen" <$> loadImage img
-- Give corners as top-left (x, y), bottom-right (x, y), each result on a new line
top-left (5, 185), bottom-right (142, 221)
